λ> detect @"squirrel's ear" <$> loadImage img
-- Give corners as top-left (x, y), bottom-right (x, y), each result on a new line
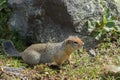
top-left (66, 39), bottom-right (72, 44)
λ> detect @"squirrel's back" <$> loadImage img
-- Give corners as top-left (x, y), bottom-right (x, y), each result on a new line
top-left (21, 42), bottom-right (64, 64)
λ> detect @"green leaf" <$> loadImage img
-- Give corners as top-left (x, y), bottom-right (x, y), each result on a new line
top-left (0, 0), bottom-right (6, 11)
top-left (102, 16), bottom-right (107, 24)
top-left (97, 20), bottom-right (101, 27)
top-left (115, 26), bottom-right (120, 32)
top-left (103, 27), bottom-right (114, 32)
top-left (87, 20), bottom-right (95, 32)
top-left (111, 16), bottom-right (118, 20)
top-left (95, 30), bottom-right (103, 40)
top-left (105, 9), bottom-right (110, 19)
top-left (106, 21), bottom-right (115, 28)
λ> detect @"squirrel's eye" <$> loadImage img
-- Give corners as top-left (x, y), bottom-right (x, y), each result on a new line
top-left (73, 41), bottom-right (78, 44)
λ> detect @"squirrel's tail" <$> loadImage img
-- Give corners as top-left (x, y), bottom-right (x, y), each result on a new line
top-left (2, 41), bottom-right (21, 57)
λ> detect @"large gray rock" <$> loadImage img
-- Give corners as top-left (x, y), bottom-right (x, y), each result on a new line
top-left (7, 0), bottom-right (120, 50)
top-left (44, 0), bottom-right (104, 34)
top-left (106, 0), bottom-right (120, 18)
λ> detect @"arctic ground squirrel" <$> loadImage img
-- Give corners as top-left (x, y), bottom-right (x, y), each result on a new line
top-left (2, 36), bottom-right (84, 66)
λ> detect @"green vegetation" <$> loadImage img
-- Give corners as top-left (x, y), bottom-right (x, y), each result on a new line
top-left (88, 9), bottom-right (120, 41)
top-left (0, 0), bottom-right (120, 80)
top-left (0, 0), bottom-right (10, 39)
top-left (0, 0), bottom-right (26, 51)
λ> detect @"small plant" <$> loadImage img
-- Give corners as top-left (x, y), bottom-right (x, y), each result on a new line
top-left (0, 0), bottom-right (26, 51)
top-left (0, 0), bottom-right (11, 38)
top-left (88, 9), bottom-right (120, 41)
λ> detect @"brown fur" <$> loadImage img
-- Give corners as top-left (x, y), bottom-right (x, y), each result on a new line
top-left (21, 36), bottom-right (84, 65)
top-left (3, 36), bottom-right (84, 66)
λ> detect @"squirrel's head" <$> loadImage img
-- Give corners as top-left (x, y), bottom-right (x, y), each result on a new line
top-left (65, 36), bottom-right (84, 50)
